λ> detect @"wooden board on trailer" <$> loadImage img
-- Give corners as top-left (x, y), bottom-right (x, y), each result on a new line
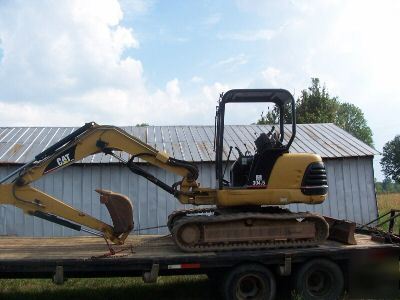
top-left (0, 234), bottom-right (382, 261)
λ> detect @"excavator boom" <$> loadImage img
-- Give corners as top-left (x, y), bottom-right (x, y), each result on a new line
top-left (0, 122), bottom-right (212, 244)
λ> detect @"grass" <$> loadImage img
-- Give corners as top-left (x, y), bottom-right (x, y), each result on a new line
top-left (0, 276), bottom-right (215, 300)
top-left (0, 193), bottom-right (399, 300)
top-left (376, 192), bottom-right (400, 232)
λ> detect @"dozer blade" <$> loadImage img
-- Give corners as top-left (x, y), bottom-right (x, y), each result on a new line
top-left (95, 189), bottom-right (134, 236)
top-left (324, 216), bottom-right (356, 245)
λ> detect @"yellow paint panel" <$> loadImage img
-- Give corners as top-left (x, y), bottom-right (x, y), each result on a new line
top-left (216, 153), bottom-right (326, 207)
top-left (268, 153), bottom-right (323, 189)
top-left (216, 188), bottom-right (325, 206)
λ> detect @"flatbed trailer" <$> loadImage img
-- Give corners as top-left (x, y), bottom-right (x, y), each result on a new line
top-left (0, 232), bottom-right (398, 300)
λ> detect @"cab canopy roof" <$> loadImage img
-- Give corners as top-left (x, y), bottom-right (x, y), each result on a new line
top-left (221, 89), bottom-right (293, 106)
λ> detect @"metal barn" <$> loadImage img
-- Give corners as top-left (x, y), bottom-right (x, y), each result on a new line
top-left (0, 123), bottom-right (378, 236)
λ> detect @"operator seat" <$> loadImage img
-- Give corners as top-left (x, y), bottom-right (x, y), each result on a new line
top-left (247, 133), bottom-right (287, 186)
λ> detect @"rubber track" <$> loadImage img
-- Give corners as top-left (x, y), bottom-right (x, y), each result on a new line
top-left (167, 207), bottom-right (217, 231)
top-left (169, 209), bottom-right (328, 252)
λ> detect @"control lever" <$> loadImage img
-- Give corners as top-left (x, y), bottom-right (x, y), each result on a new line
top-left (243, 144), bottom-right (251, 156)
top-left (235, 146), bottom-right (244, 157)
top-left (267, 126), bottom-right (275, 137)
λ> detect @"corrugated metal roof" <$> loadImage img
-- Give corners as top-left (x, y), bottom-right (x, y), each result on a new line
top-left (0, 123), bottom-right (378, 164)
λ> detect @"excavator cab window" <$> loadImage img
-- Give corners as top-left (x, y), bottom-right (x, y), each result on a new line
top-left (215, 89), bottom-right (296, 189)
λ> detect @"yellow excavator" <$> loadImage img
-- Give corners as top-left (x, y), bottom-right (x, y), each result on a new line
top-left (0, 89), bottom-right (329, 252)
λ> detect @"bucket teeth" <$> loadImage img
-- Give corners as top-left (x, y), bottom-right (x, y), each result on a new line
top-left (96, 189), bottom-right (134, 236)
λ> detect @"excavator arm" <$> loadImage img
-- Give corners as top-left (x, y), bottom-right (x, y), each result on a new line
top-left (0, 122), bottom-right (215, 244)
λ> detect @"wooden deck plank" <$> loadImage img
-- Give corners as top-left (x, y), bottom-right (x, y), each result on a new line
top-left (0, 234), bottom-right (382, 261)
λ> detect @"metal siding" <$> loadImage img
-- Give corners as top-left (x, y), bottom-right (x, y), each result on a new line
top-left (137, 165), bottom-right (148, 233)
top-left (0, 124), bottom-right (379, 165)
top-left (321, 124), bottom-right (375, 156)
top-left (175, 127), bottom-right (192, 161)
top-left (318, 124), bottom-right (364, 157)
top-left (356, 157), bottom-right (369, 224)
top-left (297, 124), bottom-right (336, 157)
top-left (365, 158), bottom-right (379, 222)
top-left (169, 126), bottom-right (182, 160)
top-left (156, 166), bottom-right (167, 235)
top-left (147, 166), bottom-right (158, 235)
top-left (0, 157), bottom-right (378, 236)
top-left (287, 158), bottom-right (377, 223)
top-left (61, 166), bottom-right (73, 236)
top-left (194, 127), bottom-right (214, 162)
top-left (334, 160), bottom-right (346, 219)
top-left (349, 159), bottom-right (362, 223)
top-left (325, 160), bottom-right (336, 218)
top-left (323, 158), bottom-right (377, 223)
top-left (43, 173), bottom-right (54, 236)
top-left (343, 159), bottom-right (355, 221)
top-left (312, 124), bottom-right (356, 157)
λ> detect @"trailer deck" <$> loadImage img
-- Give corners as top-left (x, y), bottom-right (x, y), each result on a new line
top-left (0, 233), bottom-right (397, 279)
top-left (0, 233), bottom-right (387, 260)
top-left (0, 233), bottom-right (398, 299)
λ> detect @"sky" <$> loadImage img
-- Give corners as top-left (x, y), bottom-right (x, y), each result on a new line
top-left (0, 0), bottom-right (399, 179)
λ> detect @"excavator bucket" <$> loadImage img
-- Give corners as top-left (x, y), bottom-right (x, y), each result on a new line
top-left (95, 189), bottom-right (134, 236)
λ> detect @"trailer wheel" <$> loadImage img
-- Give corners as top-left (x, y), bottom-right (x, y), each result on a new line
top-left (207, 271), bottom-right (222, 282)
top-left (294, 258), bottom-right (343, 300)
top-left (221, 264), bottom-right (276, 300)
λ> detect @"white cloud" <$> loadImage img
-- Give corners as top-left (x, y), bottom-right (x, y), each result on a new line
top-left (218, 29), bottom-right (277, 41)
top-left (288, 1), bottom-right (400, 136)
top-left (236, 0), bottom-right (400, 178)
top-left (203, 13), bottom-right (221, 27)
top-left (215, 54), bottom-right (248, 68)
top-left (119, 0), bottom-right (153, 16)
top-left (1, 0), bottom-right (398, 177)
top-left (202, 82), bottom-right (230, 102)
top-left (0, 0), bottom-right (224, 126)
top-left (235, 0), bottom-right (400, 143)
top-left (165, 79), bottom-right (181, 98)
top-left (262, 67), bottom-right (282, 87)
top-left (0, 0), bottom-right (142, 102)
top-left (191, 76), bottom-right (203, 83)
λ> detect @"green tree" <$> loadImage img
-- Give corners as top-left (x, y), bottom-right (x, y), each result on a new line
top-left (296, 78), bottom-right (339, 124)
top-left (375, 178), bottom-right (400, 193)
top-left (135, 123), bottom-right (149, 127)
top-left (375, 180), bottom-right (383, 193)
top-left (257, 78), bottom-right (374, 146)
top-left (256, 104), bottom-right (293, 125)
top-left (382, 178), bottom-right (395, 192)
top-left (381, 135), bottom-right (400, 183)
top-left (335, 103), bottom-right (373, 146)
top-left (257, 106), bottom-right (280, 124)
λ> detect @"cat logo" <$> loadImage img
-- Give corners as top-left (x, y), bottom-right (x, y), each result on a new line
top-left (56, 154), bottom-right (71, 166)
top-left (43, 145), bottom-right (76, 175)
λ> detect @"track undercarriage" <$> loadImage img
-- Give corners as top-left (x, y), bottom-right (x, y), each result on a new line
top-left (168, 207), bottom-right (329, 252)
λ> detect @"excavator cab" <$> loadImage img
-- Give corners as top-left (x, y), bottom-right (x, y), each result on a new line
top-left (215, 89), bottom-right (296, 189)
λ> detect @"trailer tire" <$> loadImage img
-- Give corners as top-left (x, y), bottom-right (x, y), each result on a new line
top-left (207, 271), bottom-right (223, 287)
top-left (294, 258), bottom-right (343, 300)
top-left (221, 263), bottom-right (276, 300)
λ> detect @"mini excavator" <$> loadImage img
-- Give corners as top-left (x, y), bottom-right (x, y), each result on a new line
top-left (0, 89), bottom-right (329, 252)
